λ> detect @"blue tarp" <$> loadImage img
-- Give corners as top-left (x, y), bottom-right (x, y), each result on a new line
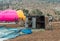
top-left (21, 28), bottom-right (32, 34)
top-left (0, 26), bottom-right (32, 39)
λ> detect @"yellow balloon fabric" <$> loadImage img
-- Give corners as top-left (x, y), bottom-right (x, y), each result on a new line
top-left (17, 10), bottom-right (26, 21)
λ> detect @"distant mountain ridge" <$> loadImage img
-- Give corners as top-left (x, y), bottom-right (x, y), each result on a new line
top-left (1, 0), bottom-right (60, 3)
top-left (0, 0), bottom-right (60, 16)
top-left (23, 0), bottom-right (60, 3)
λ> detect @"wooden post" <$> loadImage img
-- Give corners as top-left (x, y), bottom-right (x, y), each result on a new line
top-left (45, 16), bottom-right (49, 29)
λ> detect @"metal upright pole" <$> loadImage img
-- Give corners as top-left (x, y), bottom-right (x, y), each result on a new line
top-left (25, 17), bottom-right (28, 28)
top-left (32, 17), bottom-right (36, 29)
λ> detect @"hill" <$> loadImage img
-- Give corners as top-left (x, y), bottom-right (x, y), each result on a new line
top-left (0, 0), bottom-right (60, 15)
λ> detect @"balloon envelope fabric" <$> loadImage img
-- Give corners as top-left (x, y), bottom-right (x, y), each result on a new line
top-left (0, 26), bottom-right (32, 39)
top-left (21, 28), bottom-right (32, 34)
top-left (17, 10), bottom-right (26, 21)
top-left (0, 10), bottom-right (19, 22)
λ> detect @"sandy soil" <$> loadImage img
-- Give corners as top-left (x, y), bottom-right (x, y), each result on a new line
top-left (6, 29), bottom-right (60, 41)
top-left (5, 22), bottom-right (60, 41)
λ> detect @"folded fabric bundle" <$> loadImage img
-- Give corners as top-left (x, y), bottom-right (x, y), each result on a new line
top-left (3, 31), bottom-right (20, 39)
top-left (0, 28), bottom-right (18, 38)
top-left (21, 28), bottom-right (32, 34)
top-left (0, 27), bottom-right (32, 39)
top-left (0, 9), bottom-right (26, 22)
top-left (0, 9), bottom-right (19, 22)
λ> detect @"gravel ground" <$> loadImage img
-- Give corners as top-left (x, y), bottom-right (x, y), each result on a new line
top-left (6, 29), bottom-right (60, 41)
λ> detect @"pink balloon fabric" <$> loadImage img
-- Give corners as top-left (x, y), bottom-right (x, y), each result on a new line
top-left (0, 10), bottom-right (2, 13)
top-left (0, 9), bottom-right (19, 22)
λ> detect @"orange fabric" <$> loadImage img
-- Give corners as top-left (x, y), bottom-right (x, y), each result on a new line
top-left (17, 10), bottom-right (26, 21)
